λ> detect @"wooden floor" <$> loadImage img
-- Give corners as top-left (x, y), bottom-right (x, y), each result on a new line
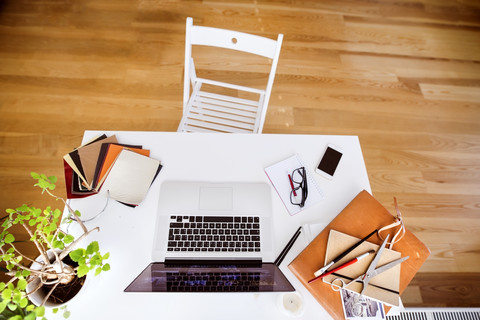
top-left (1, 0), bottom-right (479, 308)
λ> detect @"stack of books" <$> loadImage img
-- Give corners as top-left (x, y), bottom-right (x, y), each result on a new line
top-left (63, 134), bottom-right (162, 207)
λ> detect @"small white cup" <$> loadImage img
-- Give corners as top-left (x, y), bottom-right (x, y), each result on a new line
top-left (277, 291), bottom-right (305, 317)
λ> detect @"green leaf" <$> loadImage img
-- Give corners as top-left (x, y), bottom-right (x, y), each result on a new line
top-left (25, 312), bottom-right (36, 320)
top-left (17, 279), bottom-right (27, 291)
top-left (63, 310), bottom-right (71, 318)
top-left (86, 241), bottom-right (99, 255)
top-left (48, 222), bottom-right (58, 233)
top-left (53, 240), bottom-right (65, 250)
top-left (95, 267), bottom-right (102, 276)
top-left (7, 302), bottom-right (17, 311)
top-left (19, 297), bottom-right (29, 308)
top-left (4, 233), bottom-right (15, 244)
top-left (102, 263), bottom-right (111, 272)
top-left (33, 208), bottom-right (42, 217)
top-left (35, 305), bottom-right (45, 317)
top-left (8, 315), bottom-right (22, 320)
top-left (53, 308), bottom-right (59, 314)
top-left (69, 249), bottom-right (84, 262)
top-left (102, 252), bottom-right (110, 260)
top-left (2, 288), bottom-right (12, 301)
top-left (77, 256), bottom-right (86, 266)
top-left (64, 234), bottom-right (74, 244)
top-left (53, 209), bottom-right (62, 218)
top-left (13, 290), bottom-right (22, 303)
top-left (77, 265), bottom-right (90, 278)
top-left (0, 282), bottom-right (4, 291)
top-left (90, 254), bottom-right (101, 266)
top-left (0, 301), bottom-right (7, 313)
top-left (49, 176), bottom-right (58, 184)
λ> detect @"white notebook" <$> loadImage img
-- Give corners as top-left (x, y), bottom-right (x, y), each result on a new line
top-left (99, 149), bottom-right (161, 206)
top-left (265, 154), bottom-right (323, 215)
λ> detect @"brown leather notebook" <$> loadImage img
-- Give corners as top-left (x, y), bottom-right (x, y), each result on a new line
top-left (288, 190), bottom-right (430, 320)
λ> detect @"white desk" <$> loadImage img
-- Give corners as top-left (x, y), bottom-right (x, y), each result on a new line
top-left (55, 131), bottom-right (371, 320)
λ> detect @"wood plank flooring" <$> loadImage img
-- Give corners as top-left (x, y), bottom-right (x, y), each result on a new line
top-left (1, 0), bottom-right (479, 308)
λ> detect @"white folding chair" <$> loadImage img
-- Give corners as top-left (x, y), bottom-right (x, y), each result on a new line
top-left (177, 17), bottom-right (283, 133)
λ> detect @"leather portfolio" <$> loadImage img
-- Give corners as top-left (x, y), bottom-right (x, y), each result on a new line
top-left (288, 190), bottom-right (430, 319)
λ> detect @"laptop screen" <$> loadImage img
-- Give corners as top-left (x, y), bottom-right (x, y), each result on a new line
top-left (124, 262), bottom-right (295, 293)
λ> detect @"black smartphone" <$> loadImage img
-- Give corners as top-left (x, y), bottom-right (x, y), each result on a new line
top-left (316, 144), bottom-right (343, 179)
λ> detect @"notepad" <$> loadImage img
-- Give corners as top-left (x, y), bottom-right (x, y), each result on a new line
top-left (322, 230), bottom-right (402, 306)
top-left (264, 154), bottom-right (324, 215)
top-left (99, 149), bottom-right (161, 206)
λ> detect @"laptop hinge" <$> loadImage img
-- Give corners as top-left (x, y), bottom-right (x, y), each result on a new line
top-left (164, 258), bottom-right (262, 268)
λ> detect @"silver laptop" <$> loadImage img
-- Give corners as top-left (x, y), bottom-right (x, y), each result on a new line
top-left (151, 181), bottom-right (275, 263)
top-left (125, 181), bottom-right (294, 293)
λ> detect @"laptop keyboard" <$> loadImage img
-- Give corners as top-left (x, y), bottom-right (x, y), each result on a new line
top-left (167, 216), bottom-right (261, 252)
top-left (166, 271), bottom-right (260, 292)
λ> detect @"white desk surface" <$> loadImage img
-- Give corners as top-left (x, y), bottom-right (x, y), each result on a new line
top-left (53, 131), bottom-right (371, 320)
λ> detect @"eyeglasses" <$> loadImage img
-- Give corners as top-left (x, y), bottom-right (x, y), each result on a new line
top-left (290, 167), bottom-right (308, 208)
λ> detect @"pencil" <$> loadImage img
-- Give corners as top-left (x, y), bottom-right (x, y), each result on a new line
top-left (313, 228), bottom-right (378, 277)
top-left (274, 226), bottom-right (302, 266)
top-left (288, 174), bottom-right (297, 196)
top-left (308, 249), bottom-right (375, 284)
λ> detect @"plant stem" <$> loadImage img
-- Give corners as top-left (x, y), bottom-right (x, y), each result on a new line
top-left (5, 243), bottom-right (40, 266)
top-left (6, 276), bottom-right (17, 286)
top-left (37, 232), bottom-right (64, 274)
top-left (21, 222), bottom-right (50, 266)
top-left (41, 281), bottom-right (60, 306)
top-left (59, 227), bottom-right (99, 261)
top-left (26, 275), bottom-right (42, 296)
top-left (43, 188), bottom-right (88, 234)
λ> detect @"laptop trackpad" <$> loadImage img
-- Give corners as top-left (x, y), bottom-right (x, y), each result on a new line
top-left (199, 187), bottom-right (233, 211)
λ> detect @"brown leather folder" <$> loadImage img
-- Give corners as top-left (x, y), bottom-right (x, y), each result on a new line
top-left (288, 190), bottom-right (430, 320)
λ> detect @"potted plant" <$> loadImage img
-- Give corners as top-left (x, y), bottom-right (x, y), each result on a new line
top-left (0, 173), bottom-right (110, 319)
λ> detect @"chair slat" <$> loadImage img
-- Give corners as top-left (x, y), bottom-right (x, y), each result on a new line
top-left (194, 96), bottom-right (259, 114)
top-left (190, 104), bottom-right (257, 124)
top-left (182, 124), bottom-right (222, 133)
top-left (198, 90), bottom-right (261, 108)
top-left (186, 111), bottom-right (255, 130)
top-left (197, 78), bottom-right (266, 95)
top-left (184, 118), bottom-right (253, 133)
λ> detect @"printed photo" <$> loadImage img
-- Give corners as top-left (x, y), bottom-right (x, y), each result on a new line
top-left (340, 289), bottom-right (385, 319)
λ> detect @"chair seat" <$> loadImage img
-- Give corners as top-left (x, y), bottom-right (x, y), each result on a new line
top-left (179, 87), bottom-right (265, 133)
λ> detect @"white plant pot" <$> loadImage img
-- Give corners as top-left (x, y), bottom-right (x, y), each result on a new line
top-left (26, 249), bottom-right (87, 308)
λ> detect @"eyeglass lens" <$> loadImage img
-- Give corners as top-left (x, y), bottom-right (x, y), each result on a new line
top-left (290, 167), bottom-right (308, 208)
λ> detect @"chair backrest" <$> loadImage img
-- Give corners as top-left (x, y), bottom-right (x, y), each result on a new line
top-left (183, 17), bottom-right (283, 132)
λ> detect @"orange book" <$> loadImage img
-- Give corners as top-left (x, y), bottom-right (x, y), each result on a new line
top-left (288, 190), bottom-right (430, 319)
